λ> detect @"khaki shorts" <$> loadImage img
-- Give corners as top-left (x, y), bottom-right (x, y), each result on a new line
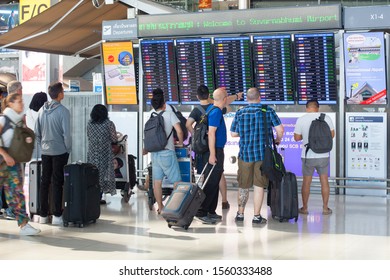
top-left (237, 158), bottom-right (269, 189)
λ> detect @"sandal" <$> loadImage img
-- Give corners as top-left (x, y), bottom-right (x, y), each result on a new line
top-left (298, 207), bottom-right (308, 215)
top-left (322, 208), bottom-right (333, 215)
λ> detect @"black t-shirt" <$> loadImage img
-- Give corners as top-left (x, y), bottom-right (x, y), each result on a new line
top-left (189, 104), bottom-right (227, 123)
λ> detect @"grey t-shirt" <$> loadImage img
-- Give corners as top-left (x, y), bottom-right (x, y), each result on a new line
top-left (150, 109), bottom-right (180, 151)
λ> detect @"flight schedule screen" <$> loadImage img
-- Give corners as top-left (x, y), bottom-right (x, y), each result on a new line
top-left (214, 37), bottom-right (253, 103)
top-left (294, 33), bottom-right (337, 104)
top-left (176, 38), bottom-right (214, 104)
top-left (140, 39), bottom-right (179, 104)
top-left (253, 35), bottom-right (294, 104)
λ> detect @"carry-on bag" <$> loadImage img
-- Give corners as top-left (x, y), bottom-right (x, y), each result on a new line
top-left (268, 171), bottom-right (299, 222)
top-left (161, 163), bottom-right (215, 230)
top-left (28, 160), bottom-right (42, 219)
top-left (63, 163), bottom-right (100, 227)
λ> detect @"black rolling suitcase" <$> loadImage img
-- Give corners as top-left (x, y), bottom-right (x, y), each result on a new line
top-left (268, 171), bottom-right (299, 222)
top-left (161, 164), bottom-right (215, 230)
top-left (63, 163), bottom-right (100, 227)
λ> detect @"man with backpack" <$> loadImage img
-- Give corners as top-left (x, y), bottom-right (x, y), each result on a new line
top-left (193, 87), bottom-right (228, 224)
top-left (145, 91), bottom-right (183, 214)
top-left (294, 99), bottom-right (335, 215)
top-left (230, 88), bottom-right (284, 224)
top-left (186, 85), bottom-right (242, 212)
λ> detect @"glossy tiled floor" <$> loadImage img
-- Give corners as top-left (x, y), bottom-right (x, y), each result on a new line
top-left (1, 187), bottom-right (390, 260)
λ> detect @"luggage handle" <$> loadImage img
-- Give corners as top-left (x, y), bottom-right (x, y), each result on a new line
top-left (196, 163), bottom-right (216, 189)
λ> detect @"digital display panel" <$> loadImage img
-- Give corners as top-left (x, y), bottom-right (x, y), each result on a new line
top-left (176, 38), bottom-right (215, 104)
top-left (253, 35), bottom-right (294, 104)
top-left (214, 37), bottom-right (253, 103)
top-left (140, 39), bottom-right (179, 104)
top-left (294, 33), bottom-right (337, 105)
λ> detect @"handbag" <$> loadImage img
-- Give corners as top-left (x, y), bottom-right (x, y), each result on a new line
top-left (260, 105), bottom-right (285, 182)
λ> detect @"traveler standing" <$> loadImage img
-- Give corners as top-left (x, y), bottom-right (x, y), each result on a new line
top-left (35, 82), bottom-right (71, 225)
top-left (230, 88), bottom-right (284, 224)
top-left (186, 85), bottom-right (242, 210)
top-left (87, 104), bottom-right (117, 204)
top-left (195, 87), bottom-right (228, 224)
top-left (147, 90), bottom-right (183, 213)
top-left (0, 93), bottom-right (40, 235)
top-left (294, 99), bottom-right (335, 215)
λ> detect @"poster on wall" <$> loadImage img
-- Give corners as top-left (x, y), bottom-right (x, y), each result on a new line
top-left (102, 41), bottom-right (137, 105)
top-left (21, 51), bottom-right (47, 95)
top-left (345, 113), bottom-right (387, 196)
top-left (344, 32), bottom-right (387, 104)
top-left (223, 112), bottom-right (336, 178)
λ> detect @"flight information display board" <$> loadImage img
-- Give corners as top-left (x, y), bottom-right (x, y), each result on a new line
top-left (253, 35), bottom-right (295, 104)
top-left (140, 39), bottom-right (179, 104)
top-left (176, 38), bottom-right (214, 104)
top-left (214, 36), bottom-right (253, 103)
top-left (294, 33), bottom-right (337, 104)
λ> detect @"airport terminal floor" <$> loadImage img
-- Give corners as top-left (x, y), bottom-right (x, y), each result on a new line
top-left (1, 187), bottom-right (390, 260)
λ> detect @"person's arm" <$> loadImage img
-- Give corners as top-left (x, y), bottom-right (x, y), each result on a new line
top-left (226, 92), bottom-right (243, 105)
top-left (231, 131), bottom-right (239, 138)
top-left (186, 117), bottom-right (195, 135)
top-left (274, 124), bottom-right (284, 145)
top-left (63, 109), bottom-right (72, 153)
top-left (294, 133), bottom-right (302, 141)
top-left (0, 124), bottom-right (14, 166)
top-left (173, 122), bottom-right (183, 146)
top-left (208, 126), bottom-right (217, 164)
top-left (331, 129), bottom-right (335, 138)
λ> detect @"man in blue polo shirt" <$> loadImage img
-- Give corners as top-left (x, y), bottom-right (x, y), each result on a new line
top-left (195, 87), bottom-right (228, 224)
top-left (230, 88), bottom-right (284, 224)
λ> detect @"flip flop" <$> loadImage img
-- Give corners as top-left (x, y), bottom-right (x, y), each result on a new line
top-left (322, 208), bottom-right (333, 215)
top-left (298, 207), bottom-right (308, 215)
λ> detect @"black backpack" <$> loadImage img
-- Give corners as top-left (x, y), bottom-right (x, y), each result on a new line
top-left (144, 111), bottom-right (172, 152)
top-left (169, 104), bottom-right (188, 141)
top-left (192, 105), bottom-right (218, 154)
top-left (305, 113), bottom-right (333, 156)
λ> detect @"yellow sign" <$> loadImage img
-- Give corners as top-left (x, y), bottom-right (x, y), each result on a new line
top-left (102, 42), bottom-right (137, 105)
top-left (19, 0), bottom-right (50, 24)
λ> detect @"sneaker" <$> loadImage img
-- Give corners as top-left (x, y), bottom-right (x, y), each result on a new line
top-left (222, 201), bottom-right (230, 210)
top-left (52, 215), bottom-right (63, 225)
top-left (235, 212), bottom-right (244, 222)
top-left (208, 213), bottom-right (222, 220)
top-left (5, 209), bottom-right (16, 220)
top-left (252, 215), bottom-right (267, 224)
top-left (196, 215), bottom-right (216, 224)
top-left (39, 216), bottom-right (49, 224)
top-left (20, 223), bottom-right (41, 236)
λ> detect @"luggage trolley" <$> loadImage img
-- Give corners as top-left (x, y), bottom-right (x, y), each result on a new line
top-left (113, 132), bottom-right (135, 203)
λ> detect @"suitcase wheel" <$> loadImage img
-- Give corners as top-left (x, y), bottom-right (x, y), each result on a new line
top-left (168, 224), bottom-right (172, 228)
top-left (64, 222), bottom-right (69, 227)
top-left (148, 197), bottom-right (155, 210)
top-left (78, 223), bottom-right (84, 228)
top-left (183, 225), bottom-right (189, 230)
top-left (295, 217), bottom-right (298, 222)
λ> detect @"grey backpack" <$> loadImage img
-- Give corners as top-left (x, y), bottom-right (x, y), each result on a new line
top-left (144, 111), bottom-right (172, 152)
top-left (305, 113), bottom-right (332, 155)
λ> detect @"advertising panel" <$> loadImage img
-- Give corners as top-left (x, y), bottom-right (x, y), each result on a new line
top-left (345, 113), bottom-right (387, 196)
top-left (344, 32), bottom-right (387, 105)
top-left (102, 42), bottom-right (137, 105)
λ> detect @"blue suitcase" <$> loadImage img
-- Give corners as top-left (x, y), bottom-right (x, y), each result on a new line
top-left (161, 164), bottom-right (215, 230)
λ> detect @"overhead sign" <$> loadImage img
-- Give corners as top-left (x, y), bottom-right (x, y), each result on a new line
top-left (102, 19), bottom-right (138, 40)
top-left (344, 5), bottom-right (390, 29)
top-left (19, 0), bottom-right (50, 24)
top-left (138, 4), bottom-right (341, 37)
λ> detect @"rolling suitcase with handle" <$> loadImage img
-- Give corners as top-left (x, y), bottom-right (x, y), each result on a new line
top-left (28, 160), bottom-right (42, 219)
top-left (63, 162), bottom-right (100, 227)
top-left (161, 164), bottom-right (215, 230)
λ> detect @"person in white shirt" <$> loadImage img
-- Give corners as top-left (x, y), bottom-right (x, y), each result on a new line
top-left (294, 99), bottom-right (335, 215)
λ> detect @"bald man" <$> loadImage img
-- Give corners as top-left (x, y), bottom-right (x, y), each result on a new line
top-left (196, 87), bottom-right (228, 224)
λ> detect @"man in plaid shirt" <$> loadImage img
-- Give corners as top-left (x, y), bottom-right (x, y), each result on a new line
top-left (230, 88), bottom-right (284, 224)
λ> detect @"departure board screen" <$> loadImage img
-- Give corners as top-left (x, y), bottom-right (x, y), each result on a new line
top-left (294, 33), bottom-right (337, 105)
top-left (253, 35), bottom-right (294, 104)
top-left (140, 39), bottom-right (179, 104)
top-left (176, 38), bottom-right (214, 104)
top-left (214, 37), bottom-right (253, 103)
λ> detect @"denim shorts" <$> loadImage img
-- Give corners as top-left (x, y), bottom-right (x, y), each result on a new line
top-left (151, 149), bottom-right (182, 183)
top-left (301, 157), bottom-right (329, 176)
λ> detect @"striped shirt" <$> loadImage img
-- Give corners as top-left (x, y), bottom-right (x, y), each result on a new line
top-left (230, 103), bottom-right (282, 162)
